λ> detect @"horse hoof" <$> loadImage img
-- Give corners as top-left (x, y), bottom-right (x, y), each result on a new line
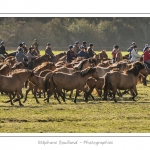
top-left (114, 100), bottom-right (117, 103)
top-left (20, 104), bottom-right (24, 107)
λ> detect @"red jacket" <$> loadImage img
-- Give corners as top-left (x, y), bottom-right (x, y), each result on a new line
top-left (112, 49), bottom-right (117, 58)
top-left (143, 50), bottom-right (150, 62)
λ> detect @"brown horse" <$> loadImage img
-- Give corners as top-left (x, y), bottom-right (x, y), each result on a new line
top-left (53, 52), bottom-right (66, 64)
top-left (11, 62), bottom-right (26, 70)
top-left (0, 69), bottom-right (34, 106)
top-left (45, 67), bottom-right (99, 103)
top-left (103, 62), bottom-right (145, 102)
top-left (93, 50), bottom-right (109, 63)
top-left (86, 77), bottom-right (104, 101)
top-left (116, 52), bottom-right (123, 62)
top-left (32, 54), bottom-right (51, 68)
top-left (0, 63), bottom-right (11, 75)
top-left (33, 62), bottom-right (56, 75)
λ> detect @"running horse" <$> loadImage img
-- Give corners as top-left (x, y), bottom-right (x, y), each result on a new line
top-left (1, 69), bottom-right (34, 106)
top-left (103, 62), bottom-right (145, 102)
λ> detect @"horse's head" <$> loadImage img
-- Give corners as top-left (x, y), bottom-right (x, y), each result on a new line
top-left (101, 50), bottom-right (108, 59)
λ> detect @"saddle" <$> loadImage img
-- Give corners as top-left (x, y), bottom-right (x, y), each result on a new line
top-left (144, 62), bottom-right (150, 70)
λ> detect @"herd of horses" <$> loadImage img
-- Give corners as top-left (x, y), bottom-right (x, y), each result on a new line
top-left (0, 50), bottom-right (149, 106)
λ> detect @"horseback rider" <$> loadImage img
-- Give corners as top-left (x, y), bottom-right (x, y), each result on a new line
top-left (22, 42), bottom-right (28, 54)
top-left (112, 45), bottom-right (119, 63)
top-left (15, 47), bottom-right (28, 67)
top-left (32, 39), bottom-right (39, 55)
top-left (77, 45), bottom-right (86, 58)
top-left (17, 43), bottom-right (24, 53)
top-left (143, 46), bottom-right (150, 64)
top-left (130, 45), bottom-right (141, 62)
top-left (45, 43), bottom-right (55, 62)
top-left (73, 41), bottom-right (80, 57)
top-left (87, 43), bottom-right (95, 58)
top-left (66, 45), bottom-right (75, 63)
top-left (82, 41), bottom-right (87, 48)
top-left (0, 41), bottom-right (8, 60)
top-left (127, 42), bottom-right (136, 60)
top-left (26, 47), bottom-right (38, 69)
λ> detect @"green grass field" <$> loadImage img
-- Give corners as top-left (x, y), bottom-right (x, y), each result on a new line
top-left (0, 50), bottom-right (149, 133)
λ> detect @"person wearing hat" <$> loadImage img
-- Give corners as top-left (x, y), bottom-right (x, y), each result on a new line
top-left (17, 43), bottom-right (24, 53)
top-left (32, 39), bottom-right (39, 55)
top-left (87, 43), bottom-right (95, 58)
top-left (130, 45), bottom-right (141, 62)
top-left (127, 42), bottom-right (136, 60)
top-left (26, 47), bottom-right (38, 69)
top-left (0, 41), bottom-right (8, 60)
top-left (45, 43), bottom-right (54, 62)
top-left (15, 47), bottom-right (28, 67)
top-left (112, 45), bottom-right (120, 63)
top-left (143, 46), bottom-right (150, 64)
top-left (73, 41), bottom-right (80, 57)
top-left (22, 42), bottom-right (28, 54)
top-left (66, 45), bottom-right (75, 63)
top-left (77, 45), bottom-right (86, 58)
top-left (82, 41), bottom-right (86, 48)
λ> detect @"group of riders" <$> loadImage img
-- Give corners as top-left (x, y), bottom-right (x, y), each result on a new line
top-left (112, 42), bottom-right (150, 65)
top-left (1, 39), bottom-right (150, 68)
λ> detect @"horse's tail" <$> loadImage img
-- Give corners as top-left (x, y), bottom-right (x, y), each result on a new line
top-left (44, 72), bottom-right (53, 91)
top-left (103, 73), bottom-right (110, 100)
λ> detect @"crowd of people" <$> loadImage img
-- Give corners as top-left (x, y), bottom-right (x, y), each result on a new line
top-left (1, 39), bottom-right (150, 68)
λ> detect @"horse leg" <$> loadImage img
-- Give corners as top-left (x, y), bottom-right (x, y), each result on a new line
top-left (74, 89), bottom-right (79, 103)
top-left (111, 88), bottom-right (117, 102)
top-left (33, 87), bottom-right (40, 104)
top-left (117, 90), bottom-right (122, 97)
top-left (23, 87), bottom-right (31, 103)
top-left (69, 90), bottom-right (73, 98)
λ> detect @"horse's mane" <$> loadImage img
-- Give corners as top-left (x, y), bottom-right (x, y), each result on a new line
top-left (88, 58), bottom-right (97, 66)
top-left (55, 52), bottom-right (66, 57)
top-left (11, 69), bottom-right (30, 76)
top-left (33, 62), bottom-right (54, 71)
top-left (76, 59), bottom-right (89, 70)
top-left (80, 67), bottom-right (96, 77)
top-left (126, 62), bottom-right (144, 76)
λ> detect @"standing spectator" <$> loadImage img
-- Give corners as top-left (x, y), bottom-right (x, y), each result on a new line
top-left (66, 45), bottom-right (75, 63)
top-left (32, 39), bottom-right (39, 55)
top-left (0, 41), bottom-right (8, 60)
top-left (130, 45), bottom-right (141, 62)
top-left (127, 42), bottom-right (136, 59)
top-left (73, 41), bottom-right (80, 57)
top-left (87, 43), bottom-right (95, 58)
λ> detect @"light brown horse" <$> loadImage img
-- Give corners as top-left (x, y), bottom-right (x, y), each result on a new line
top-left (93, 50), bottom-right (109, 63)
top-left (45, 67), bottom-right (99, 103)
top-left (0, 69), bottom-right (34, 106)
top-left (0, 63), bottom-right (11, 75)
top-left (116, 52), bottom-right (123, 62)
top-left (32, 54), bottom-right (51, 68)
top-left (103, 62), bottom-right (145, 102)
top-left (53, 52), bottom-right (66, 64)
top-left (33, 62), bottom-right (56, 75)
top-left (11, 62), bottom-right (26, 70)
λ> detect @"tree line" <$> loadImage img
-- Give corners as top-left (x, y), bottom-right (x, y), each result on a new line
top-left (0, 17), bottom-right (150, 50)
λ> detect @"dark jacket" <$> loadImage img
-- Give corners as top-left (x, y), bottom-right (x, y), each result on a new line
top-left (87, 47), bottom-right (95, 57)
top-left (45, 46), bottom-right (54, 57)
top-left (16, 51), bottom-right (28, 62)
top-left (0, 45), bottom-right (8, 55)
top-left (66, 50), bottom-right (75, 63)
top-left (77, 50), bottom-right (86, 58)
